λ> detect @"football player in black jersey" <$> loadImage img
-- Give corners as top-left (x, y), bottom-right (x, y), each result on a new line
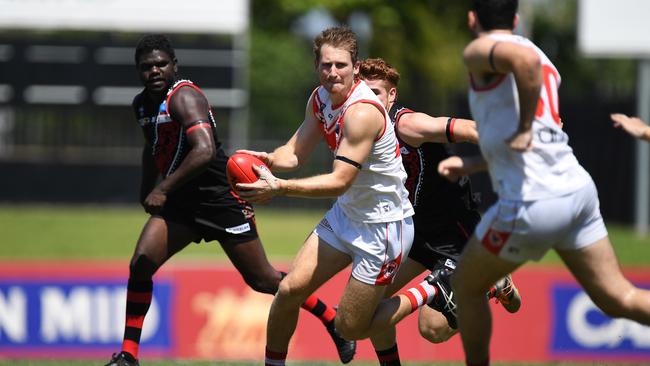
top-left (359, 58), bottom-right (521, 366)
top-left (105, 34), bottom-right (355, 366)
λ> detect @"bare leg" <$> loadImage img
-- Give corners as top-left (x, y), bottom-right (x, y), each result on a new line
top-left (221, 237), bottom-right (283, 294)
top-left (226, 236), bottom-right (355, 363)
top-left (418, 305), bottom-right (457, 343)
top-left (129, 216), bottom-right (196, 279)
top-left (558, 236), bottom-right (650, 323)
top-left (117, 216), bottom-right (196, 361)
top-left (335, 276), bottom-right (390, 340)
top-left (266, 233), bottom-right (351, 353)
top-left (370, 259), bottom-right (426, 350)
top-left (452, 236), bottom-right (521, 365)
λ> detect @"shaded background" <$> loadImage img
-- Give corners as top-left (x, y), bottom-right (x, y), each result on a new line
top-left (0, 0), bottom-right (642, 222)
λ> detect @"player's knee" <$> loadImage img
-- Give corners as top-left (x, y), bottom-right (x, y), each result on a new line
top-left (592, 293), bottom-right (632, 318)
top-left (129, 254), bottom-right (158, 279)
top-left (418, 323), bottom-right (453, 344)
top-left (334, 318), bottom-right (362, 340)
top-left (242, 274), bottom-right (280, 295)
top-left (274, 276), bottom-right (308, 303)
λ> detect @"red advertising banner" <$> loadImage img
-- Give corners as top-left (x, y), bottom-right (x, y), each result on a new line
top-left (0, 261), bottom-right (649, 363)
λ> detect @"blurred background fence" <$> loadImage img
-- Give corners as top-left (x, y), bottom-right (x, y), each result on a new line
top-left (0, 0), bottom-right (645, 219)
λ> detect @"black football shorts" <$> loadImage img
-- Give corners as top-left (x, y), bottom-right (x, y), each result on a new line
top-left (408, 210), bottom-right (481, 270)
top-left (158, 190), bottom-right (259, 246)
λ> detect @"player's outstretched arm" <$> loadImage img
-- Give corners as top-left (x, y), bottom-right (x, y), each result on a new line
top-left (397, 112), bottom-right (478, 147)
top-left (610, 113), bottom-right (650, 142)
top-left (438, 155), bottom-right (487, 182)
top-left (238, 94), bottom-right (323, 173)
top-left (236, 103), bottom-right (380, 202)
top-left (282, 103), bottom-right (379, 198)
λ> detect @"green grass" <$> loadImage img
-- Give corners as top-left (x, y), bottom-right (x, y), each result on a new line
top-left (0, 204), bottom-right (325, 261)
top-left (0, 204), bottom-right (647, 266)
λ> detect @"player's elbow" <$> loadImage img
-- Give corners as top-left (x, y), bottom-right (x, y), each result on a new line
top-left (330, 173), bottom-right (354, 196)
top-left (195, 144), bottom-right (215, 167)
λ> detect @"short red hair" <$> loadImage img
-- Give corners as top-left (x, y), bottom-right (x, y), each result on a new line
top-left (358, 58), bottom-right (400, 87)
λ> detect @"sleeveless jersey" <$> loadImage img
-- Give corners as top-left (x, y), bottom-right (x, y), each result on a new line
top-left (468, 34), bottom-right (590, 201)
top-left (133, 79), bottom-right (231, 197)
top-left (390, 104), bottom-right (479, 222)
top-left (311, 80), bottom-right (414, 223)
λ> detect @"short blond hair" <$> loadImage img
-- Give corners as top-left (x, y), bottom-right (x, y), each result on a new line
top-left (313, 26), bottom-right (359, 64)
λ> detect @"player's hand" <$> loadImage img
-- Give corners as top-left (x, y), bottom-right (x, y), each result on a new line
top-left (610, 113), bottom-right (649, 138)
top-left (235, 165), bottom-right (283, 204)
top-left (143, 187), bottom-right (167, 214)
top-left (438, 156), bottom-right (467, 182)
top-left (235, 149), bottom-right (272, 168)
top-left (506, 129), bottom-right (533, 152)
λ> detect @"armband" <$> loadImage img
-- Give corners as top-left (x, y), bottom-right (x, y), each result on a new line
top-left (185, 120), bottom-right (211, 134)
top-left (445, 117), bottom-right (457, 143)
top-left (489, 42), bottom-right (500, 72)
top-left (335, 155), bottom-right (362, 170)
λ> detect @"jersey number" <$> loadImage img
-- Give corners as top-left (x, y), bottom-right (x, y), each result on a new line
top-left (535, 65), bottom-right (561, 126)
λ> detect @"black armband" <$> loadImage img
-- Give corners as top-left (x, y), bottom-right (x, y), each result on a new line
top-left (335, 155), bottom-right (362, 170)
top-left (445, 117), bottom-right (457, 143)
top-left (488, 42), bottom-right (500, 72)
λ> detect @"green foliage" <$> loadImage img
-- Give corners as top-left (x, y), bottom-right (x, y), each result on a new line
top-left (249, 1), bottom-right (473, 137)
top-left (249, 29), bottom-right (316, 140)
top-left (248, 0), bottom-right (638, 134)
top-left (366, 2), bottom-right (470, 112)
top-left (528, 0), bottom-right (636, 98)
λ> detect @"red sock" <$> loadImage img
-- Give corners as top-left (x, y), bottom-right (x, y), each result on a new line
top-left (265, 347), bottom-right (287, 366)
top-left (121, 278), bottom-right (153, 359)
top-left (301, 294), bottom-right (336, 324)
top-left (402, 280), bottom-right (437, 313)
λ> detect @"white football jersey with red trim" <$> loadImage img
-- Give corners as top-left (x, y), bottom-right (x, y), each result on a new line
top-left (469, 34), bottom-right (590, 200)
top-left (311, 80), bottom-right (413, 222)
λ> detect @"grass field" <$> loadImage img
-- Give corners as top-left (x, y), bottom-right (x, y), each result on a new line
top-left (0, 204), bottom-right (648, 366)
top-left (1, 204), bottom-right (648, 265)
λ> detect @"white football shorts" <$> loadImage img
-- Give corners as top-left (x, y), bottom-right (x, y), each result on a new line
top-left (475, 178), bottom-right (608, 262)
top-left (314, 203), bottom-right (414, 285)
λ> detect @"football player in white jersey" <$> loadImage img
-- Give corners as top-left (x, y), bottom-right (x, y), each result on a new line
top-left (610, 113), bottom-right (650, 142)
top-left (438, 1), bottom-right (650, 366)
top-left (235, 27), bottom-right (447, 366)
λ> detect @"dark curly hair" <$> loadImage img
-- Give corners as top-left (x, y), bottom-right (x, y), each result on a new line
top-left (134, 34), bottom-right (177, 66)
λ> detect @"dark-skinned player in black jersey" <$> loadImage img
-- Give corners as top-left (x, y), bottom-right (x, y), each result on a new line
top-left (358, 58), bottom-right (522, 366)
top-left (105, 34), bottom-right (355, 366)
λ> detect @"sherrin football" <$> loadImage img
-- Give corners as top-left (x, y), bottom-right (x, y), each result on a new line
top-left (226, 152), bottom-right (268, 189)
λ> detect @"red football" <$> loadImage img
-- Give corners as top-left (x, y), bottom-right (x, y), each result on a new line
top-left (226, 152), bottom-right (268, 189)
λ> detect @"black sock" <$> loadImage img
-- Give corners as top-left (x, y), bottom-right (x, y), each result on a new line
top-left (375, 344), bottom-right (401, 366)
